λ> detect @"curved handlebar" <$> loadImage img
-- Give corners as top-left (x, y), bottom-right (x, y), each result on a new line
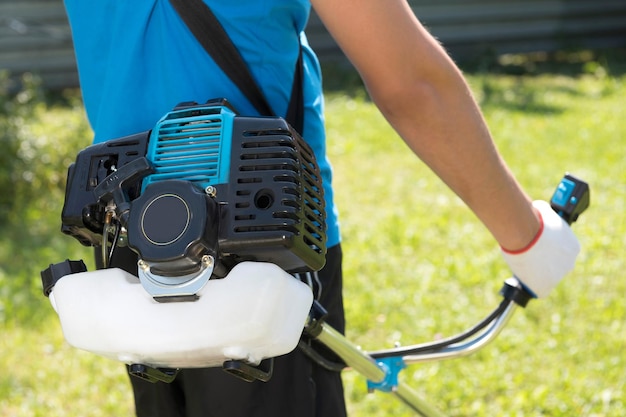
top-left (306, 174), bottom-right (590, 416)
top-left (305, 279), bottom-right (535, 417)
top-left (402, 300), bottom-right (517, 364)
top-left (307, 278), bottom-right (524, 370)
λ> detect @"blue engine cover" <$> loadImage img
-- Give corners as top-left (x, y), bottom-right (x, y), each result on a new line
top-left (142, 101), bottom-right (236, 190)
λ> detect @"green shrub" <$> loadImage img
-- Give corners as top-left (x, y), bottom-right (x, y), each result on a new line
top-left (0, 73), bottom-right (93, 325)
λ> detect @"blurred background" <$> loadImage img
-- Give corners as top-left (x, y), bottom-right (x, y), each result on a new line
top-left (2, 0), bottom-right (626, 90)
top-left (0, 0), bottom-right (626, 89)
top-left (1, 1), bottom-right (625, 416)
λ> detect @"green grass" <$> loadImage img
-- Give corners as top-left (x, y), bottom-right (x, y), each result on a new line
top-left (330, 58), bottom-right (625, 416)
top-left (1, 51), bottom-right (625, 416)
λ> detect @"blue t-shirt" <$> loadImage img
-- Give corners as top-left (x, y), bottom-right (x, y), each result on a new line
top-left (64, 0), bottom-right (340, 247)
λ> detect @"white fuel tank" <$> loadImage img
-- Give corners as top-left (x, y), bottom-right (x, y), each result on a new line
top-left (49, 262), bottom-right (313, 368)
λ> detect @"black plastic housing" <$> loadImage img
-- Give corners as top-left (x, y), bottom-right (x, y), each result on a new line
top-left (61, 132), bottom-right (149, 246)
top-left (41, 259), bottom-right (87, 297)
top-left (127, 180), bottom-right (220, 276)
top-left (217, 115), bottom-right (326, 272)
top-left (549, 173), bottom-right (590, 225)
top-left (59, 100), bottom-right (326, 273)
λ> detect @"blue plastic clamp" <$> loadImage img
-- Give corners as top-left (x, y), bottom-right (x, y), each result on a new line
top-left (366, 356), bottom-right (406, 393)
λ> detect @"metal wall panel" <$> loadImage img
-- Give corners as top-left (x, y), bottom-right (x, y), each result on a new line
top-left (0, 0), bottom-right (77, 89)
top-left (1, 0), bottom-right (625, 90)
top-left (411, 0), bottom-right (626, 60)
top-left (307, 0), bottom-right (626, 63)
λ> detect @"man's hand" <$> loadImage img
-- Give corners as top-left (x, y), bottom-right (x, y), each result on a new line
top-left (501, 200), bottom-right (580, 298)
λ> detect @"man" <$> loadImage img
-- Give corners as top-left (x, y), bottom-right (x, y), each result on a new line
top-left (62, 1), bottom-right (579, 416)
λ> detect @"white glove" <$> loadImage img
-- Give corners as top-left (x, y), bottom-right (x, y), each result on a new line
top-left (501, 200), bottom-right (580, 298)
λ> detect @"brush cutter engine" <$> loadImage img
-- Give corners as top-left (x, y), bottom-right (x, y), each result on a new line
top-left (50, 98), bottom-right (326, 300)
top-left (40, 99), bottom-right (324, 375)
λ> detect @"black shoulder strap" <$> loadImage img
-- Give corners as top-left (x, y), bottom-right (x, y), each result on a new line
top-left (286, 47), bottom-right (304, 134)
top-left (169, 0), bottom-right (304, 133)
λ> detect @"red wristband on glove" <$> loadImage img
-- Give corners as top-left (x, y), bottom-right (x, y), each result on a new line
top-left (501, 208), bottom-right (544, 255)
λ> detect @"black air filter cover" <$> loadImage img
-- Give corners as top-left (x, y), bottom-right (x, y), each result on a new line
top-left (216, 116), bottom-right (326, 272)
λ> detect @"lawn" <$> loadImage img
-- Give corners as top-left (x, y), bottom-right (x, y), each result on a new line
top-left (1, 50), bottom-right (624, 416)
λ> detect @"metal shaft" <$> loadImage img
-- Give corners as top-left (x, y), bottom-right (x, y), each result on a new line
top-left (315, 323), bottom-right (385, 382)
top-left (315, 323), bottom-right (445, 417)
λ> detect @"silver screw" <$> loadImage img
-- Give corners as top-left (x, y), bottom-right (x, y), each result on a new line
top-left (202, 255), bottom-right (215, 268)
top-left (205, 185), bottom-right (217, 197)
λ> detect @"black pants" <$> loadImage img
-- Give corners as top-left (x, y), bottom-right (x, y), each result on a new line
top-left (99, 245), bottom-right (347, 417)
